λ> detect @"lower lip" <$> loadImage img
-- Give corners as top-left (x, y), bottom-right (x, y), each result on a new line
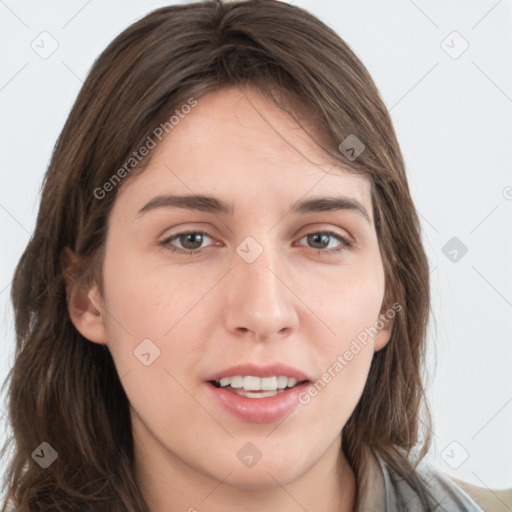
top-left (205, 381), bottom-right (310, 423)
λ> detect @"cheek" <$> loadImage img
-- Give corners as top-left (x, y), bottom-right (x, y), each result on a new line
top-left (302, 253), bottom-right (385, 346)
top-left (99, 241), bottom-right (217, 403)
top-left (101, 242), bottom-right (213, 342)
top-left (99, 253), bottom-right (210, 443)
top-left (298, 253), bottom-right (385, 411)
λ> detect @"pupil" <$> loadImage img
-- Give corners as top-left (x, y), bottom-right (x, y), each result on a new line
top-left (309, 233), bottom-right (328, 249)
top-left (182, 233), bottom-right (202, 249)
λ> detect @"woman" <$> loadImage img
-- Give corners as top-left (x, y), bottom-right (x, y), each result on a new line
top-left (0, 0), bottom-right (501, 510)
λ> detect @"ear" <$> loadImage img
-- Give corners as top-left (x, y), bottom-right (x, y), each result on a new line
top-left (374, 318), bottom-right (393, 352)
top-left (373, 295), bottom-right (399, 352)
top-left (61, 247), bottom-right (108, 345)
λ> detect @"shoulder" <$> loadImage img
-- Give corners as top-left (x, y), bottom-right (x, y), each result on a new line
top-left (449, 477), bottom-right (512, 512)
top-left (361, 449), bottom-right (511, 512)
top-left (412, 461), bottom-right (512, 512)
top-left (377, 455), bottom-right (485, 511)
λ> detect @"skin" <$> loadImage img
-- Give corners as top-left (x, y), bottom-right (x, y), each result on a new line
top-left (66, 85), bottom-right (392, 512)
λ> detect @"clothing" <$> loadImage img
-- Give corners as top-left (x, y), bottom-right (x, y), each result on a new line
top-left (355, 447), bottom-right (509, 511)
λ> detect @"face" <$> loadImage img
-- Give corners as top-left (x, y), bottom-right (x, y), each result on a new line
top-left (71, 85), bottom-right (391, 492)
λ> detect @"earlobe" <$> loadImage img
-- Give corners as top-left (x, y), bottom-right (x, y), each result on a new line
top-left (62, 247), bottom-right (108, 345)
top-left (374, 298), bottom-right (396, 352)
top-left (374, 326), bottom-right (392, 352)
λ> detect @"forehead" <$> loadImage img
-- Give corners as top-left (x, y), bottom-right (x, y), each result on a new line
top-left (115, 85), bottom-right (372, 217)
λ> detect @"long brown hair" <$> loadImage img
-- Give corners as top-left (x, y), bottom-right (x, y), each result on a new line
top-left (1, 0), bottom-right (433, 509)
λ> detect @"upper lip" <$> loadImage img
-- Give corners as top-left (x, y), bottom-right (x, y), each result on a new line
top-left (205, 363), bottom-right (311, 382)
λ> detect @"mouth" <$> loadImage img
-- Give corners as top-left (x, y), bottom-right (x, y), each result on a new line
top-left (205, 372), bottom-right (312, 423)
top-left (204, 363), bottom-right (313, 423)
top-left (208, 375), bottom-right (309, 399)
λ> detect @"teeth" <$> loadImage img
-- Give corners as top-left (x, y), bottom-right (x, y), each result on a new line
top-left (287, 377), bottom-right (298, 387)
top-left (261, 376), bottom-right (277, 391)
top-left (220, 376), bottom-right (243, 388)
top-left (276, 376), bottom-right (288, 389)
top-left (244, 376), bottom-right (261, 391)
top-left (215, 375), bottom-right (301, 391)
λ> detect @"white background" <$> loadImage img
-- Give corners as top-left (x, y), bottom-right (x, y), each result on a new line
top-left (1, 0), bottom-right (511, 494)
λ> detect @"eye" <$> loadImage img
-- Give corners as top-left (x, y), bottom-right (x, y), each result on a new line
top-left (297, 230), bottom-right (353, 255)
top-left (159, 230), bottom-right (214, 255)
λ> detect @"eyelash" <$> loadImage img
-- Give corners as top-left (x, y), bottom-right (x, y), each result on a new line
top-left (158, 229), bottom-right (353, 256)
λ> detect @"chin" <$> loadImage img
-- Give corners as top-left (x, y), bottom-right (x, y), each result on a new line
top-left (223, 467), bottom-right (301, 491)
top-left (213, 454), bottom-right (307, 491)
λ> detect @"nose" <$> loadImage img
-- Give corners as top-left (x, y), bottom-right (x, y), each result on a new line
top-left (222, 239), bottom-right (299, 342)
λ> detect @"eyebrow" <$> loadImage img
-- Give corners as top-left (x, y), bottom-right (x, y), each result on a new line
top-left (136, 194), bottom-right (370, 223)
